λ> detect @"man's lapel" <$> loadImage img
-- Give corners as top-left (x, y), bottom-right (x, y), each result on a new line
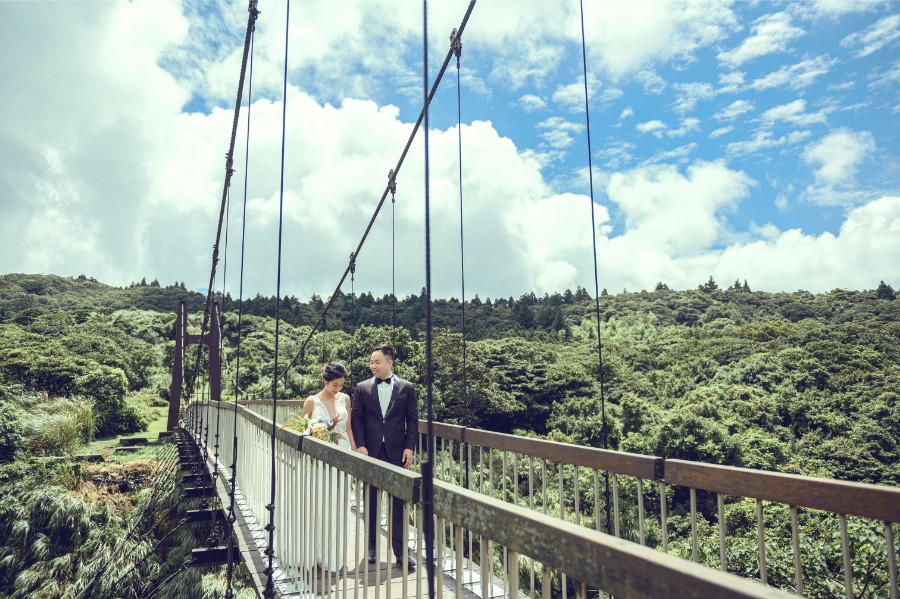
top-left (370, 379), bottom-right (383, 418)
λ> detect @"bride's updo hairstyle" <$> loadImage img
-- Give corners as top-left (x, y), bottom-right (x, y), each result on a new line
top-left (321, 361), bottom-right (348, 382)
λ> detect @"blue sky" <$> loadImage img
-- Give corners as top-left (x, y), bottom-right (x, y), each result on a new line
top-left (1, 0), bottom-right (898, 301)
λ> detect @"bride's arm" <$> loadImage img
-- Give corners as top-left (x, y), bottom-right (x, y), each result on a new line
top-left (344, 394), bottom-right (357, 451)
top-left (301, 397), bottom-right (315, 417)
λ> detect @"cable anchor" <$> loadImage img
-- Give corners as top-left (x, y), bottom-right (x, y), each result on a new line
top-left (450, 28), bottom-right (462, 62)
top-left (388, 168), bottom-right (397, 199)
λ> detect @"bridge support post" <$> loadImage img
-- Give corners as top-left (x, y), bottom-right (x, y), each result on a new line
top-left (167, 301), bottom-right (223, 431)
top-left (167, 301), bottom-right (187, 430)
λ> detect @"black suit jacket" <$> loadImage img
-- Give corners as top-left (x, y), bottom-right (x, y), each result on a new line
top-left (351, 376), bottom-right (418, 462)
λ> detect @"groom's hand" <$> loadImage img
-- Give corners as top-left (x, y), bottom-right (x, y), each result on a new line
top-left (356, 447), bottom-right (369, 456)
top-left (402, 448), bottom-right (413, 468)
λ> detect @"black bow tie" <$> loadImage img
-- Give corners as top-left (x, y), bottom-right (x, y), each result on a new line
top-left (375, 377), bottom-right (392, 385)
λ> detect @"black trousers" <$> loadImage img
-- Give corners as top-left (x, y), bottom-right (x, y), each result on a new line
top-left (367, 443), bottom-right (405, 559)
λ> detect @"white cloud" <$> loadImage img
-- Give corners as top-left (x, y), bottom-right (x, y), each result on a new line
top-left (596, 141), bottom-right (636, 171)
top-left (805, 0), bottom-right (886, 19)
top-left (868, 61), bottom-right (900, 89)
top-left (644, 143), bottom-right (698, 165)
top-left (672, 82), bottom-right (715, 113)
top-left (636, 120), bottom-right (668, 137)
top-left (536, 116), bottom-right (585, 149)
top-left (634, 69), bottom-right (668, 94)
top-left (605, 160), bottom-right (754, 257)
top-left (491, 41), bottom-right (567, 90)
top-left (551, 75), bottom-right (621, 112)
top-left (760, 99), bottom-right (830, 125)
top-left (518, 94), bottom-right (547, 113)
top-left (714, 99), bottom-right (755, 121)
top-left (718, 12), bottom-right (806, 67)
top-left (726, 130), bottom-right (812, 156)
top-left (715, 196), bottom-right (900, 292)
top-left (802, 128), bottom-right (875, 187)
top-left (669, 117), bottom-right (701, 137)
top-left (580, 0), bottom-right (739, 80)
top-left (0, 0), bottom-right (191, 281)
top-left (750, 55), bottom-right (836, 91)
top-left (717, 70), bottom-right (746, 93)
top-left (841, 14), bottom-right (900, 58)
top-left (3, 0), bottom-right (898, 301)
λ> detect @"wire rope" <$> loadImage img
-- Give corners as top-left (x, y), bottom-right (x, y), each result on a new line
top-left (451, 28), bottom-right (468, 430)
top-left (211, 3), bottom-right (477, 402)
top-left (578, 0), bottom-right (611, 534)
top-left (262, 0), bottom-right (290, 594)
top-left (182, 0), bottom-right (260, 416)
top-left (390, 170), bottom-right (397, 333)
top-left (422, 2), bottom-right (436, 597)
top-left (225, 4), bottom-right (259, 596)
top-left (267, 0), bottom-right (478, 388)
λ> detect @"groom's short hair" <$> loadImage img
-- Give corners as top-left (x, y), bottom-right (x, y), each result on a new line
top-left (374, 344), bottom-right (394, 361)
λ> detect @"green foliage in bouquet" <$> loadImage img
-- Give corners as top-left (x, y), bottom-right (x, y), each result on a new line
top-left (282, 412), bottom-right (343, 444)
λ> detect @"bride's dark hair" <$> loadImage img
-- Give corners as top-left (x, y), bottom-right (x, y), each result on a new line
top-left (322, 361), bottom-right (348, 381)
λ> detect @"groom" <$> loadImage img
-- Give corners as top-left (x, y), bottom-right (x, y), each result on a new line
top-left (351, 344), bottom-right (418, 571)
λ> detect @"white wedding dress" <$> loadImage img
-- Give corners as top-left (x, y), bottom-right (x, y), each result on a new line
top-left (309, 394), bottom-right (350, 573)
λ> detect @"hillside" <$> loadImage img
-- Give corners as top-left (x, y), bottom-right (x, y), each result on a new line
top-left (0, 273), bottom-right (897, 486)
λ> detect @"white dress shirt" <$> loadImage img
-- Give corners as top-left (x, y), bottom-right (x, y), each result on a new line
top-left (376, 375), bottom-right (394, 418)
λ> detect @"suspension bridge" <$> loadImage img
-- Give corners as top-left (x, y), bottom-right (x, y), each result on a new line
top-left (118, 1), bottom-right (900, 597)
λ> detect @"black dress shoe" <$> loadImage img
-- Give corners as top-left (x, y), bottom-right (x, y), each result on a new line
top-left (396, 555), bottom-right (416, 572)
top-left (367, 549), bottom-right (376, 564)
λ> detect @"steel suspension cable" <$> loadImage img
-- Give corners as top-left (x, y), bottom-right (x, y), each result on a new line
top-left (225, 6), bottom-right (259, 596)
top-left (349, 252), bottom-right (356, 388)
top-left (262, 0), bottom-right (290, 594)
top-left (111, 515), bottom-right (188, 589)
top-left (188, 3), bottom-right (478, 405)
top-left (183, 0), bottom-right (260, 407)
top-left (578, 0), bottom-right (611, 534)
top-left (390, 169), bottom-right (397, 333)
top-left (271, 0), bottom-right (477, 382)
top-left (422, 1), bottom-right (436, 597)
top-left (451, 28), bottom-right (468, 428)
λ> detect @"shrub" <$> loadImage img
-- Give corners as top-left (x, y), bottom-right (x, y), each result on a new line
top-left (0, 401), bottom-right (23, 462)
top-left (15, 395), bottom-right (94, 455)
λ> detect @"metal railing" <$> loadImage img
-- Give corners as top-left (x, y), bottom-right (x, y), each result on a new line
top-left (235, 399), bottom-right (900, 598)
top-left (187, 400), bottom-right (796, 598)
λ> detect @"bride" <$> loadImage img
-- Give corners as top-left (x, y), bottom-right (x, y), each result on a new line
top-left (300, 362), bottom-right (355, 574)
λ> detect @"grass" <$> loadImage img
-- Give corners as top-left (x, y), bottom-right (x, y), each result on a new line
top-left (76, 406), bottom-right (170, 461)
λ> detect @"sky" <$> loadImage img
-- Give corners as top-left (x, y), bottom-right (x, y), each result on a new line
top-left (1, 0), bottom-right (898, 302)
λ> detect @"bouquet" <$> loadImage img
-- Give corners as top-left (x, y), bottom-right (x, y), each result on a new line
top-left (283, 412), bottom-right (344, 444)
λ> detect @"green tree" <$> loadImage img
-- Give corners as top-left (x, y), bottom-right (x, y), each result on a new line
top-left (876, 280), bottom-right (896, 300)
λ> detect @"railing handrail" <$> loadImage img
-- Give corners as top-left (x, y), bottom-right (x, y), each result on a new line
top-left (208, 400), bottom-right (421, 502)
top-left (433, 480), bottom-right (791, 598)
top-left (665, 459), bottom-right (900, 522)
top-left (235, 400), bottom-right (900, 524)
top-left (194, 401), bottom-right (795, 599)
top-left (458, 425), bottom-right (662, 480)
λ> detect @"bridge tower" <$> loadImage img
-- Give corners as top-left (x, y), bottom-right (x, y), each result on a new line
top-left (167, 300), bottom-right (222, 430)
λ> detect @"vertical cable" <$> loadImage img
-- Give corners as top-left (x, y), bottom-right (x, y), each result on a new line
top-left (263, 0), bottom-right (290, 595)
top-left (225, 5), bottom-right (258, 596)
top-left (389, 169), bottom-right (397, 334)
top-left (349, 252), bottom-right (356, 388)
top-left (578, 0), bottom-right (611, 534)
top-left (422, 2), bottom-right (436, 598)
top-left (451, 29), bottom-right (468, 429)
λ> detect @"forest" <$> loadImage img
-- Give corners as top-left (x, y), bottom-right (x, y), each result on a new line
top-left (0, 272), bottom-right (898, 597)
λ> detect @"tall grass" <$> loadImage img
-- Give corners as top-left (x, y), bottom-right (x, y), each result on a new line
top-left (10, 393), bottom-right (94, 455)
